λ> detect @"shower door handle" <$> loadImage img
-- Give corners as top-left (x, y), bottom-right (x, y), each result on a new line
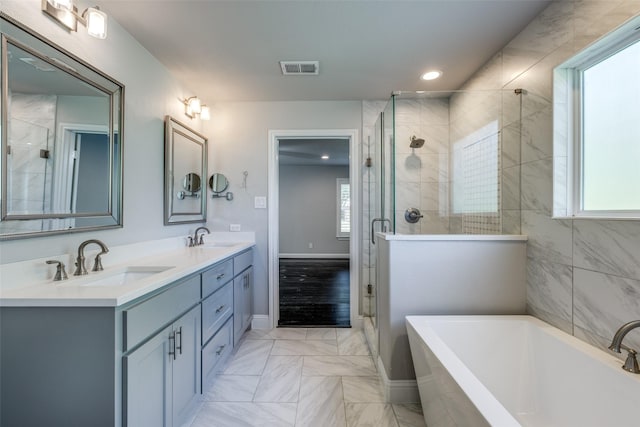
top-left (371, 218), bottom-right (391, 245)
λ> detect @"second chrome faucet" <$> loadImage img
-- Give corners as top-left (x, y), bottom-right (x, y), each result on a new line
top-left (189, 226), bottom-right (210, 247)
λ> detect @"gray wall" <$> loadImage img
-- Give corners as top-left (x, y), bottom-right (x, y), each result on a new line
top-left (279, 164), bottom-right (349, 255)
top-left (457, 0), bottom-right (640, 352)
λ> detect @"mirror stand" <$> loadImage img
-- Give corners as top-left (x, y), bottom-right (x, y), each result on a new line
top-left (211, 192), bottom-right (233, 201)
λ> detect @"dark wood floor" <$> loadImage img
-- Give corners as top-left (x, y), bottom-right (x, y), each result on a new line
top-left (278, 258), bottom-right (350, 327)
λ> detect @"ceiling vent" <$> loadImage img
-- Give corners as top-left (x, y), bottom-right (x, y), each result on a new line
top-left (279, 61), bottom-right (319, 75)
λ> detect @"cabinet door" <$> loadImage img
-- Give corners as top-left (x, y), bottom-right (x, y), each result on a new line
top-left (233, 274), bottom-right (244, 345)
top-left (172, 305), bottom-right (202, 427)
top-left (124, 325), bottom-right (173, 427)
top-left (242, 267), bottom-right (253, 331)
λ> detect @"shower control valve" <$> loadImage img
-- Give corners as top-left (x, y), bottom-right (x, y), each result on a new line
top-left (404, 208), bottom-right (424, 224)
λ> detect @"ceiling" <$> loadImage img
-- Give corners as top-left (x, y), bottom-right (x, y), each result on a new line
top-left (97, 0), bottom-right (551, 103)
top-left (279, 139), bottom-right (350, 166)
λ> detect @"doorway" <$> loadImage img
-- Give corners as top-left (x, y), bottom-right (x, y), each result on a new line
top-left (268, 129), bottom-right (360, 329)
top-left (278, 138), bottom-right (350, 326)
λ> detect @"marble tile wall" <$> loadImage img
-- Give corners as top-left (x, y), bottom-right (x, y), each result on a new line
top-left (456, 0), bottom-right (640, 352)
top-left (393, 97), bottom-right (451, 235)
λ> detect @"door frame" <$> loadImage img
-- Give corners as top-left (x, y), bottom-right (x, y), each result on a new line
top-left (267, 129), bottom-right (360, 329)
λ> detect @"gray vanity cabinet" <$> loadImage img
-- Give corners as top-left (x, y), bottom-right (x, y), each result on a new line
top-left (0, 245), bottom-right (254, 427)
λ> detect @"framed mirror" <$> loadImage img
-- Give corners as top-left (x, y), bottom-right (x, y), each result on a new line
top-left (164, 116), bottom-right (207, 224)
top-left (0, 13), bottom-right (124, 240)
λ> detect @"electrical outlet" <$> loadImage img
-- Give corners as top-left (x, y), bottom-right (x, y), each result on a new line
top-left (308, 242), bottom-right (313, 249)
top-left (254, 196), bottom-right (267, 209)
top-left (230, 224), bottom-right (241, 232)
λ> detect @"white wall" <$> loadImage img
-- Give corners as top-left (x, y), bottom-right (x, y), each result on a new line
top-left (203, 101), bottom-right (361, 315)
top-left (1, 0), bottom-right (208, 263)
top-left (279, 164), bottom-right (349, 255)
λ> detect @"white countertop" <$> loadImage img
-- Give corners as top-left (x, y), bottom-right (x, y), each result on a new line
top-left (0, 237), bottom-right (254, 308)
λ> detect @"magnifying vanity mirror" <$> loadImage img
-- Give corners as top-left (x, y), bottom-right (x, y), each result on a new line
top-left (0, 13), bottom-right (124, 240)
top-left (164, 116), bottom-right (207, 224)
top-left (209, 173), bottom-right (233, 201)
top-left (177, 173), bottom-right (202, 200)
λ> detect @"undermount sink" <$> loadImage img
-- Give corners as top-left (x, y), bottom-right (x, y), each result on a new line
top-left (80, 266), bottom-right (174, 287)
top-left (200, 242), bottom-right (237, 248)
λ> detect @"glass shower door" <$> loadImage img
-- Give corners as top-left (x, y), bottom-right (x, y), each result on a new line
top-left (366, 100), bottom-right (395, 328)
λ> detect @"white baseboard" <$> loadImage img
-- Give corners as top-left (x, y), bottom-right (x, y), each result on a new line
top-left (376, 356), bottom-right (420, 404)
top-left (279, 253), bottom-right (350, 259)
top-left (251, 315), bottom-right (270, 329)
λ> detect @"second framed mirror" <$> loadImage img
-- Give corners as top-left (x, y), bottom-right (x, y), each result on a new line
top-left (164, 116), bottom-right (207, 224)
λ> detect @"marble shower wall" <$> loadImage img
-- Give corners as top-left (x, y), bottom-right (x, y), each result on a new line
top-left (393, 98), bottom-right (450, 235)
top-left (457, 0), bottom-right (640, 352)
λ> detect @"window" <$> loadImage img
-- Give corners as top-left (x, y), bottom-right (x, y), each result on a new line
top-left (451, 121), bottom-right (500, 215)
top-left (553, 16), bottom-right (640, 218)
top-left (337, 178), bottom-right (350, 238)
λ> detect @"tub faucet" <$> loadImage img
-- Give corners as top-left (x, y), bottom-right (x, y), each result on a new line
top-left (74, 239), bottom-right (109, 276)
top-left (608, 320), bottom-right (640, 374)
top-left (192, 226), bottom-right (210, 246)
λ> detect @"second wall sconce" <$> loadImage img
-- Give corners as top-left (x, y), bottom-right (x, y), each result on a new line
top-left (183, 96), bottom-right (210, 120)
top-left (41, 0), bottom-right (108, 39)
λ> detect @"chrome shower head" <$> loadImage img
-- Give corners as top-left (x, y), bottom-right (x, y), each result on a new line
top-left (410, 135), bottom-right (425, 149)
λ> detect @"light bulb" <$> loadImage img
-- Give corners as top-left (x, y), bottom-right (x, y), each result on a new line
top-left (200, 106), bottom-right (211, 121)
top-left (188, 97), bottom-right (202, 114)
top-left (421, 70), bottom-right (442, 81)
top-left (85, 7), bottom-right (107, 39)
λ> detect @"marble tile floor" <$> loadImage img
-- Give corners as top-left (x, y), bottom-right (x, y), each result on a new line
top-left (190, 327), bottom-right (426, 427)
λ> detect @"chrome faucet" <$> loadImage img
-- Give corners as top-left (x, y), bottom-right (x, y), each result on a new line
top-left (190, 226), bottom-right (210, 247)
top-left (608, 320), bottom-right (640, 373)
top-left (73, 239), bottom-right (109, 276)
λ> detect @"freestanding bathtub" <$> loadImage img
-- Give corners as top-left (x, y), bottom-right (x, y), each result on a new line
top-left (406, 315), bottom-right (640, 427)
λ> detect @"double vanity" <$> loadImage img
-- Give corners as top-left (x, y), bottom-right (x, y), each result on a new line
top-left (0, 238), bottom-right (255, 427)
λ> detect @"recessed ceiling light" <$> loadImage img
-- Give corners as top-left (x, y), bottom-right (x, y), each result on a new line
top-left (321, 155), bottom-right (330, 160)
top-left (421, 70), bottom-right (442, 81)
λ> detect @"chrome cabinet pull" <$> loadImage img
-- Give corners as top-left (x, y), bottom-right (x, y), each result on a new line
top-left (215, 345), bottom-right (226, 356)
top-left (216, 273), bottom-right (225, 280)
top-left (176, 327), bottom-right (183, 355)
top-left (169, 331), bottom-right (176, 360)
top-left (215, 304), bottom-right (225, 314)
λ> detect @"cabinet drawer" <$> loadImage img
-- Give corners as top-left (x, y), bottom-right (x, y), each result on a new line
top-left (123, 275), bottom-right (200, 351)
top-left (233, 249), bottom-right (252, 275)
top-left (202, 259), bottom-right (233, 298)
top-left (202, 281), bottom-right (233, 343)
top-left (202, 319), bottom-right (233, 384)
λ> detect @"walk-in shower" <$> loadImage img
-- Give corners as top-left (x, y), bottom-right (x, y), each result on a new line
top-left (361, 89), bottom-right (528, 336)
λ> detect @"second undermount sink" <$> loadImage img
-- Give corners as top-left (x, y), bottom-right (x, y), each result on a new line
top-left (80, 266), bottom-right (174, 287)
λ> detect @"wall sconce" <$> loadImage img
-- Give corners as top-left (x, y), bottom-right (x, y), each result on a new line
top-left (41, 0), bottom-right (108, 39)
top-left (183, 96), bottom-right (210, 120)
